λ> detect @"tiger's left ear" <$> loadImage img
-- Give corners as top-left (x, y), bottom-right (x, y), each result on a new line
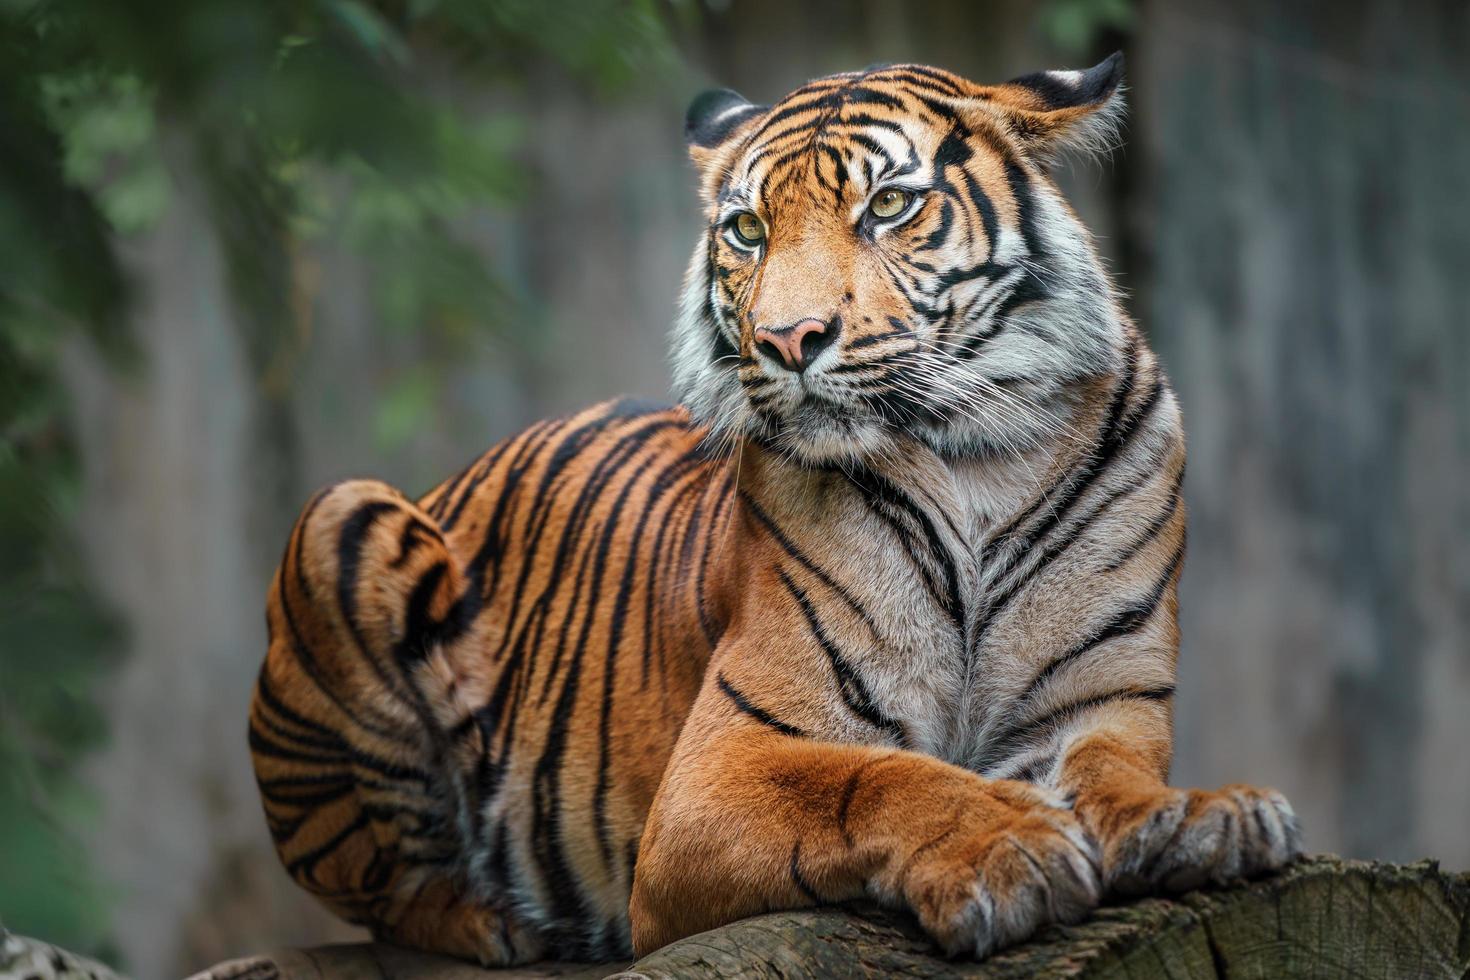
top-left (967, 52), bottom-right (1126, 161)
top-left (684, 88), bottom-right (768, 200)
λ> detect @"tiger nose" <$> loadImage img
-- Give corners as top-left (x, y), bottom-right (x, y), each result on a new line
top-left (752, 318), bottom-right (837, 373)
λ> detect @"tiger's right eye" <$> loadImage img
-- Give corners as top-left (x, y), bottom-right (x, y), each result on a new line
top-left (732, 211), bottom-right (765, 246)
top-left (870, 188), bottom-right (911, 219)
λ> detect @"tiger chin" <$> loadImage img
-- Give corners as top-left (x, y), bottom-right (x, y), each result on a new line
top-left (249, 54), bottom-right (1301, 967)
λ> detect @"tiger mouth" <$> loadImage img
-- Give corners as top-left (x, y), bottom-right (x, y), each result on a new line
top-left (794, 393), bottom-right (849, 418)
top-left (782, 394), bottom-right (883, 443)
top-left (746, 386), bottom-right (889, 462)
top-left (778, 393), bottom-right (872, 433)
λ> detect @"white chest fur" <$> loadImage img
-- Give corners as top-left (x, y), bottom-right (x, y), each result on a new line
top-left (759, 441), bottom-right (1067, 763)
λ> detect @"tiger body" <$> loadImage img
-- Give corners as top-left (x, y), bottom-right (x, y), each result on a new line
top-left (251, 55), bottom-right (1299, 964)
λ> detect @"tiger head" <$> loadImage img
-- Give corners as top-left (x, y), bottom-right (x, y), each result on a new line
top-left (671, 56), bottom-right (1130, 465)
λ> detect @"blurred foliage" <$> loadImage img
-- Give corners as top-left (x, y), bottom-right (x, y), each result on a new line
top-left (1038, 0), bottom-right (1133, 56)
top-left (0, 0), bottom-right (678, 961)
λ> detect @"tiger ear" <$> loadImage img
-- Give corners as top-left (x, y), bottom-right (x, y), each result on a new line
top-left (684, 88), bottom-right (767, 192)
top-left (967, 52), bottom-right (1126, 161)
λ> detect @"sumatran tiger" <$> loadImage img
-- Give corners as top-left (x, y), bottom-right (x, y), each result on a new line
top-left (249, 53), bottom-right (1301, 965)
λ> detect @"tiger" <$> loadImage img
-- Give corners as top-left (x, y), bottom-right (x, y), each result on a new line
top-left (248, 53), bottom-right (1302, 966)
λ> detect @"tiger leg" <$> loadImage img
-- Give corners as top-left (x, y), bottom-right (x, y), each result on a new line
top-left (1053, 708), bottom-right (1302, 897)
top-left (629, 675), bottom-right (1100, 958)
top-left (250, 479), bottom-right (543, 965)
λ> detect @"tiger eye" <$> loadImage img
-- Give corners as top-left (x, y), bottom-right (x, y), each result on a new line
top-left (870, 189), bottom-right (910, 219)
top-left (733, 211), bottom-right (765, 244)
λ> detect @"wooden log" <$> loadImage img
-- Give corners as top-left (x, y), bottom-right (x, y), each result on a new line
top-left (1, 927), bottom-right (126, 980)
top-left (626, 857), bottom-right (1470, 978)
top-left (143, 857), bottom-right (1470, 978)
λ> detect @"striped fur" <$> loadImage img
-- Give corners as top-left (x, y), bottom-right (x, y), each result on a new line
top-left (250, 55), bottom-right (1300, 964)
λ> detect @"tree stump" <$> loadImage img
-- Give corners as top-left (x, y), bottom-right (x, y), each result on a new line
top-left (168, 857), bottom-right (1470, 978)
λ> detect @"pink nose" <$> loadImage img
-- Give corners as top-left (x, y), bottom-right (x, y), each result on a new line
top-left (752, 318), bottom-right (833, 372)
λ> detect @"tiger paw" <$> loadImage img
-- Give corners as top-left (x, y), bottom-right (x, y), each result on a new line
top-left (1089, 783), bottom-right (1302, 897)
top-left (896, 785), bottom-right (1101, 959)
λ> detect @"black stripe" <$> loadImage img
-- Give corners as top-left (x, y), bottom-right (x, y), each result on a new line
top-left (963, 119), bottom-right (1043, 256)
top-left (818, 143), bottom-right (849, 205)
top-left (256, 771), bottom-right (357, 791)
top-left (1015, 544), bottom-right (1184, 709)
top-left (953, 271), bottom-right (1045, 360)
top-left (391, 561), bottom-right (449, 670)
top-left (257, 775), bottom-right (356, 809)
top-left (887, 65), bottom-right (965, 96)
top-left (717, 672), bottom-right (806, 737)
top-left (277, 494), bottom-right (403, 741)
top-left (843, 132), bottom-right (895, 168)
top-left (336, 500), bottom-right (417, 703)
top-left (1009, 751), bottom-right (1057, 784)
top-left (789, 842), bottom-right (825, 904)
top-left (978, 438), bottom-right (1175, 638)
top-left (254, 664), bottom-right (345, 742)
top-left (387, 515), bottom-right (441, 568)
top-left (1104, 467), bottom-right (1185, 572)
top-left (835, 762), bottom-right (872, 848)
top-left (248, 724), bottom-right (344, 766)
top-left (436, 426), bottom-right (532, 532)
top-left (529, 416), bottom-right (681, 936)
top-left (1025, 373), bottom-right (1161, 560)
top-left (592, 450), bottom-right (710, 868)
top-left (253, 703), bottom-right (348, 755)
top-left (847, 316), bottom-right (911, 350)
top-left (457, 414), bottom-right (572, 622)
top-left (739, 491), bottom-right (881, 636)
top-left (286, 810), bottom-right (372, 884)
top-left (956, 153), bottom-right (1001, 256)
top-left (641, 473), bottom-right (710, 686)
top-left (477, 404), bottom-right (662, 693)
top-left (918, 197), bottom-right (955, 252)
top-left (539, 423), bottom-right (678, 702)
top-left (263, 811), bottom-right (307, 847)
top-left (344, 748), bottom-right (430, 785)
top-left (981, 685), bottom-right (1176, 772)
top-left (843, 464), bottom-right (964, 638)
top-left (677, 486), bottom-right (719, 646)
top-left (886, 73), bottom-right (969, 100)
top-left (751, 96), bottom-right (908, 163)
top-left (249, 723), bottom-right (429, 786)
top-left (981, 337), bottom-right (1143, 572)
top-left (778, 569), bottom-right (906, 745)
top-left (424, 451), bottom-right (481, 523)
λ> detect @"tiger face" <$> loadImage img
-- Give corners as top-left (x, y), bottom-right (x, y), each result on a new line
top-left (672, 57), bottom-right (1129, 465)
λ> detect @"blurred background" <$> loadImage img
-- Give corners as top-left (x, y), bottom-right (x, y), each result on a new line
top-left (1, 0), bottom-right (1466, 975)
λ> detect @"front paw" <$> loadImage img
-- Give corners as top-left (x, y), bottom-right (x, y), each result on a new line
top-left (898, 785), bottom-right (1101, 959)
top-left (1092, 783), bottom-right (1302, 896)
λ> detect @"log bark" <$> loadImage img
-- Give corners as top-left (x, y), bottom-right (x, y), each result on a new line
top-left (627, 857), bottom-right (1470, 979)
top-left (1, 927), bottom-right (126, 980)
top-left (165, 858), bottom-right (1470, 978)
